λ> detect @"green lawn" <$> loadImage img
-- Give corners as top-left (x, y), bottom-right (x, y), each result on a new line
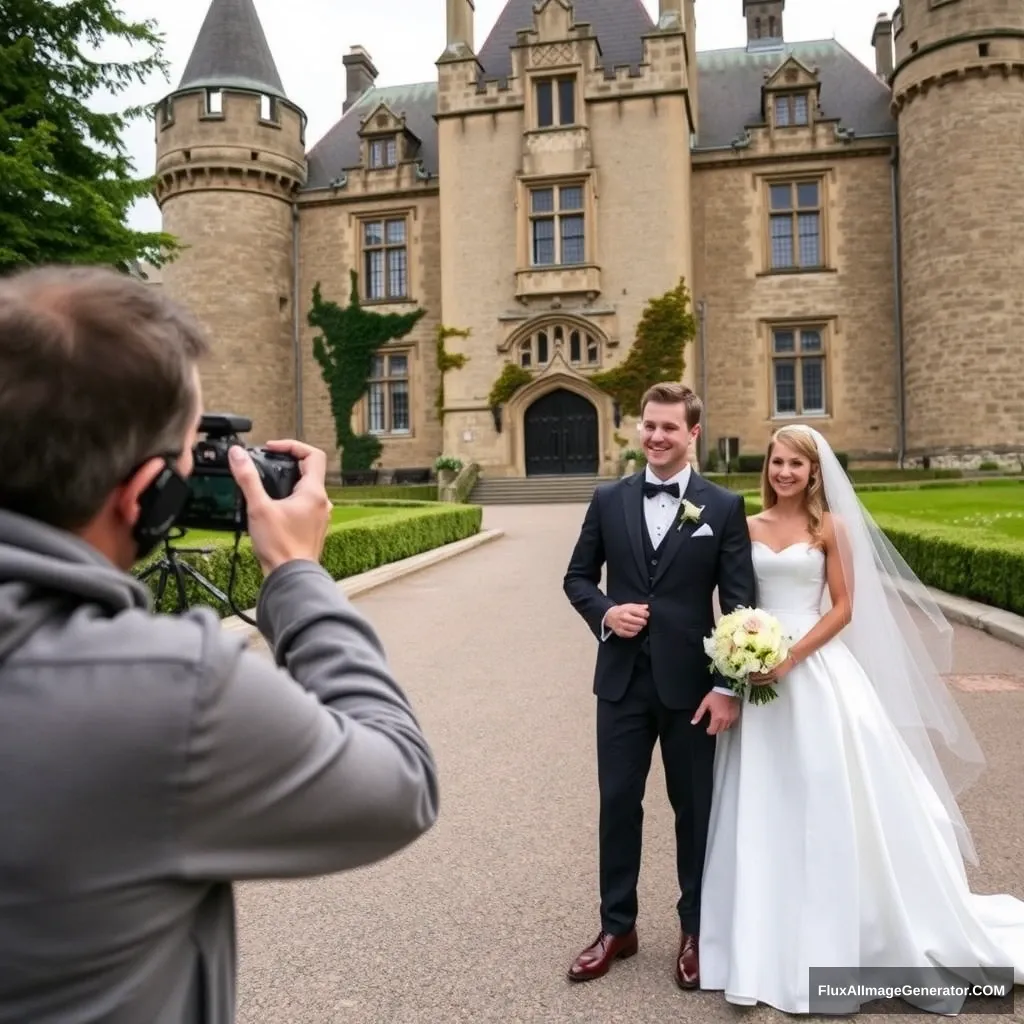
top-left (175, 503), bottom-right (403, 547)
top-left (859, 481), bottom-right (1024, 542)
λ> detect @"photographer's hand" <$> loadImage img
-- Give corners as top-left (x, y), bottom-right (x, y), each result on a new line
top-left (228, 440), bottom-right (332, 575)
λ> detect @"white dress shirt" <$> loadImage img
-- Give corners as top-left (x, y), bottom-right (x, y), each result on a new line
top-left (643, 464), bottom-right (690, 550)
top-left (600, 465), bottom-right (736, 698)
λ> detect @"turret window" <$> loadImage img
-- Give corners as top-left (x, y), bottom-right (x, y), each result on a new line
top-left (205, 89), bottom-right (223, 116)
top-left (260, 94), bottom-right (279, 123)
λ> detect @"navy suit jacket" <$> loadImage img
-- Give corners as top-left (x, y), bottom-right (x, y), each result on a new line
top-left (563, 469), bottom-right (757, 711)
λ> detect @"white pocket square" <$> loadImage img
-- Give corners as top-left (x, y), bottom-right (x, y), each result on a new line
top-left (691, 523), bottom-right (714, 538)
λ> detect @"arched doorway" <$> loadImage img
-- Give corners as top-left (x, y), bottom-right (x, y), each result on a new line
top-left (523, 388), bottom-right (599, 476)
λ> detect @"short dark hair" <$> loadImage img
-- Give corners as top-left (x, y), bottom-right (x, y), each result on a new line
top-left (0, 264), bottom-right (210, 530)
top-left (639, 381), bottom-right (703, 430)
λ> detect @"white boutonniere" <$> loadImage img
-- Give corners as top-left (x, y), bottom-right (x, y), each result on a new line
top-left (677, 499), bottom-right (705, 531)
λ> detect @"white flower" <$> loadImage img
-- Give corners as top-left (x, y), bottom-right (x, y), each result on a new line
top-left (677, 499), bottom-right (705, 531)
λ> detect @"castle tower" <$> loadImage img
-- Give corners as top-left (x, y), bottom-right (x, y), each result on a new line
top-left (892, 1), bottom-right (1024, 462)
top-left (436, 0), bottom-right (700, 477)
top-left (153, 0), bottom-right (307, 445)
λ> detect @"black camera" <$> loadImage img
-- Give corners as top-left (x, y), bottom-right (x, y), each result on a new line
top-left (176, 413), bottom-right (300, 532)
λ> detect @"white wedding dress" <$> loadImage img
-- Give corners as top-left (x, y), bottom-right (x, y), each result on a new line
top-left (699, 539), bottom-right (1024, 1015)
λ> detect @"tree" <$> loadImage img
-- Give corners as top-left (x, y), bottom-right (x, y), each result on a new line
top-left (0, 0), bottom-right (179, 271)
top-left (309, 272), bottom-right (426, 471)
top-left (591, 277), bottom-right (698, 415)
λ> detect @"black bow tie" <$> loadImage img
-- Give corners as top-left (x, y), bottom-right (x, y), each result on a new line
top-left (643, 480), bottom-right (680, 499)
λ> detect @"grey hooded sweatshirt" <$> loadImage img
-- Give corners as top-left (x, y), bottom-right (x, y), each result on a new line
top-left (0, 509), bottom-right (439, 1023)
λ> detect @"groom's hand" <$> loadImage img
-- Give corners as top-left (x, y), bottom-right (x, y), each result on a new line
top-left (691, 691), bottom-right (740, 735)
top-left (605, 603), bottom-right (649, 638)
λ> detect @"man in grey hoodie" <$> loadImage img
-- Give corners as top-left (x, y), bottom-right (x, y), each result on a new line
top-left (0, 265), bottom-right (440, 1023)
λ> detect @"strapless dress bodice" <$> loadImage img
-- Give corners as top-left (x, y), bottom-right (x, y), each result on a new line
top-left (751, 541), bottom-right (826, 623)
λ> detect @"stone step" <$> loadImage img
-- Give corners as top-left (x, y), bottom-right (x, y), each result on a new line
top-left (469, 475), bottom-right (618, 504)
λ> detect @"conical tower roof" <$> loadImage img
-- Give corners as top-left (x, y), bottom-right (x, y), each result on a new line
top-left (175, 0), bottom-right (287, 100)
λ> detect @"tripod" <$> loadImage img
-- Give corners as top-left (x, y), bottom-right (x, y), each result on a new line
top-left (135, 529), bottom-right (257, 626)
top-left (135, 531), bottom-right (228, 611)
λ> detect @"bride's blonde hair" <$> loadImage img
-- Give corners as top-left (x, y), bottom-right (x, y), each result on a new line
top-left (759, 425), bottom-right (828, 547)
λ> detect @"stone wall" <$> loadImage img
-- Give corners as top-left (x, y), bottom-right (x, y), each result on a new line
top-left (692, 146), bottom-right (899, 463)
top-left (893, 0), bottom-right (1024, 456)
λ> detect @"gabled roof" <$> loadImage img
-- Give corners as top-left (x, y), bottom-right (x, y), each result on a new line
top-left (305, 83), bottom-right (438, 191)
top-left (695, 40), bottom-right (896, 150)
top-left (176, 0), bottom-right (287, 100)
top-left (301, 38), bottom-right (896, 191)
top-left (476, 0), bottom-right (655, 84)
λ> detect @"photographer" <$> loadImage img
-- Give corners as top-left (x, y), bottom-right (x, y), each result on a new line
top-left (0, 265), bottom-right (439, 1024)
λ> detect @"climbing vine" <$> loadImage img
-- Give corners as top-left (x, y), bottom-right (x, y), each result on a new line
top-left (591, 276), bottom-right (697, 416)
top-left (435, 324), bottom-right (471, 422)
top-left (308, 270), bottom-right (426, 471)
top-left (488, 362), bottom-right (533, 410)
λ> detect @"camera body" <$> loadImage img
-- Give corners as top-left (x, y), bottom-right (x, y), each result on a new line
top-left (177, 413), bottom-right (300, 532)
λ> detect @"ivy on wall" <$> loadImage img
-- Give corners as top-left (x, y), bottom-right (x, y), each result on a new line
top-left (435, 324), bottom-right (470, 422)
top-left (308, 270), bottom-right (425, 471)
top-left (488, 362), bottom-right (533, 409)
top-left (591, 276), bottom-right (697, 416)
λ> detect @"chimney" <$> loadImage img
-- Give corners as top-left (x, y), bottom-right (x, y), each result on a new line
top-left (744, 1), bottom-right (785, 45)
top-left (871, 13), bottom-right (894, 80)
top-left (343, 46), bottom-right (378, 113)
top-left (445, 0), bottom-right (475, 56)
top-left (658, 0), bottom-right (683, 29)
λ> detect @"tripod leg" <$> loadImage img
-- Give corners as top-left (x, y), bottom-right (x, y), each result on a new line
top-left (171, 557), bottom-right (190, 613)
top-left (180, 562), bottom-right (231, 606)
top-left (154, 566), bottom-right (171, 611)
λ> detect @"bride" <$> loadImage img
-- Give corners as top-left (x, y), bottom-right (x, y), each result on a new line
top-left (698, 424), bottom-right (1024, 1014)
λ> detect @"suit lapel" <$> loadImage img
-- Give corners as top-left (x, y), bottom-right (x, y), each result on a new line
top-left (621, 473), bottom-right (648, 586)
top-left (651, 472), bottom-right (710, 588)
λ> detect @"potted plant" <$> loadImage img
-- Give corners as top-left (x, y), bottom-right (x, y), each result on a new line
top-left (621, 447), bottom-right (645, 476)
top-left (434, 454), bottom-right (463, 487)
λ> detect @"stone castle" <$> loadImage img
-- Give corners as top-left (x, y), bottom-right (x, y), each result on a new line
top-left (152, 0), bottom-right (1024, 477)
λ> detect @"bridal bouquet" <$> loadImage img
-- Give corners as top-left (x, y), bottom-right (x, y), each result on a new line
top-left (703, 607), bottom-right (790, 705)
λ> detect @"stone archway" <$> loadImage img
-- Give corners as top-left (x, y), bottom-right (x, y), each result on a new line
top-left (522, 388), bottom-right (599, 476)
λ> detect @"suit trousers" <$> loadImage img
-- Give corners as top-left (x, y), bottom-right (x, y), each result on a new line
top-left (596, 647), bottom-right (717, 936)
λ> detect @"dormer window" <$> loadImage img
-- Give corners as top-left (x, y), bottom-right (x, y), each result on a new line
top-left (774, 92), bottom-right (809, 127)
top-left (369, 136), bottom-right (398, 168)
top-left (205, 89), bottom-right (223, 116)
top-left (535, 77), bottom-right (576, 129)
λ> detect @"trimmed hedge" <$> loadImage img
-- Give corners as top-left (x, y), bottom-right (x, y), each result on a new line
top-left (741, 493), bottom-right (1024, 616)
top-left (872, 514), bottom-right (1024, 617)
top-left (135, 502), bottom-right (482, 617)
top-left (327, 484), bottom-right (436, 501)
top-left (707, 468), bottom-right (967, 493)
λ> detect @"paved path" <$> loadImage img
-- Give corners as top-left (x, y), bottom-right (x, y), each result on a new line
top-left (235, 505), bottom-right (1024, 1024)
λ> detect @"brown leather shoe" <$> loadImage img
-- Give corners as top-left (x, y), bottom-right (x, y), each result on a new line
top-left (567, 929), bottom-right (639, 982)
top-left (675, 932), bottom-right (699, 989)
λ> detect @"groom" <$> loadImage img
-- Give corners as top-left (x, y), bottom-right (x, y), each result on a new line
top-left (563, 382), bottom-right (756, 989)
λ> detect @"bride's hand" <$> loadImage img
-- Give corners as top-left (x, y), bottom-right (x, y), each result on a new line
top-left (749, 655), bottom-right (797, 684)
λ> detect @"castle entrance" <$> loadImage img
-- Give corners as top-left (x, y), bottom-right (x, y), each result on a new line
top-left (523, 389), bottom-right (598, 476)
